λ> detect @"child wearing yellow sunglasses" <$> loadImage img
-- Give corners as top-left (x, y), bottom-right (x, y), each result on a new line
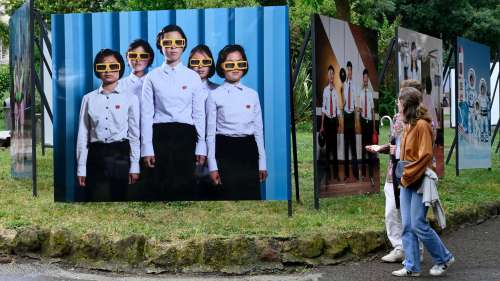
top-left (187, 44), bottom-right (219, 191)
top-left (76, 49), bottom-right (140, 201)
top-left (188, 44), bottom-right (218, 92)
top-left (206, 44), bottom-right (268, 200)
top-left (141, 25), bottom-right (206, 201)
top-left (121, 39), bottom-right (154, 102)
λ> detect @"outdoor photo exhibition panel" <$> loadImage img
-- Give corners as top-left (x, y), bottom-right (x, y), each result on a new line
top-left (52, 6), bottom-right (291, 202)
top-left (455, 37), bottom-right (491, 170)
top-left (396, 27), bottom-right (445, 176)
top-left (312, 14), bottom-right (380, 199)
top-left (9, 0), bottom-right (34, 180)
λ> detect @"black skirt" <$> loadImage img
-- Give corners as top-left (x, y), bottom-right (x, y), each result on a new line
top-left (215, 134), bottom-right (261, 200)
top-left (150, 122), bottom-right (198, 201)
top-left (86, 140), bottom-right (130, 202)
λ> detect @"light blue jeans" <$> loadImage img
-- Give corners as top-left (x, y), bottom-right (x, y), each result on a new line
top-left (400, 186), bottom-right (453, 272)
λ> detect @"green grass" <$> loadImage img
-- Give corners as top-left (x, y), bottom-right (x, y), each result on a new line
top-left (0, 127), bottom-right (499, 242)
top-left (0, 118), bottom-right (5, 131)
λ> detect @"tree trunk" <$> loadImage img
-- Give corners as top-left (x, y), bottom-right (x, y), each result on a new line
top-left (334, 0), bottom-right (351, 22)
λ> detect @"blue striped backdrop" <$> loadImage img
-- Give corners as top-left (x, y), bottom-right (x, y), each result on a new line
top-left (52, 6), bottom-right (291, 201)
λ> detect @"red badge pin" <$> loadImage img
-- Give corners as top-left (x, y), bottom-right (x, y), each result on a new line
top-left (182, 85), bottom-right (187, 90)
top-left (246, 105), bottom-right (251, 109)
top-left (115, 105), bottom-right (120, 110)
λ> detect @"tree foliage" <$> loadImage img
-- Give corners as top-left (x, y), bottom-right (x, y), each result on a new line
top-left (1, 0), bottom-right (498, 121)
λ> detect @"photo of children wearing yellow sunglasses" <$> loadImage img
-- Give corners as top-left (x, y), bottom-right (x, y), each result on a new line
top-left (206, 44), bottom-right (267, 200)
top-left (121, 39), bottom-right (155, 102)
top-left (188, 44), bottom-right (218, 91)
top-left (77, 49), bottom-right (140, 202)
top-left (142, 24), bottom-right (206, 201)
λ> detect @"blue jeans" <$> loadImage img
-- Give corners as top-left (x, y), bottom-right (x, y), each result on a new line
top-left (400, 186), bottom-right (453, 272)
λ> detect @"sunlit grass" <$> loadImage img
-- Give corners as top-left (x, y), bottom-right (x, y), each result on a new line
top-left (0, 126), bottom-right (498, 242)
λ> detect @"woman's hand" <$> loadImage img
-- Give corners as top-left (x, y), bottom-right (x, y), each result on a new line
top-left (210, 171), bottom-right (221, 185)
top-left (129, 173), bottom-right (140, 184)
top-left (259, 170), bottom-right (268, 182)
top-left (143, 156), bottom-right (155, 168)
top-left (365, 145), bottom-right (381, 153)
top-left (390, 145), bottom-right (396, 155)
top-left (77, 176), bottom-right (86, 187)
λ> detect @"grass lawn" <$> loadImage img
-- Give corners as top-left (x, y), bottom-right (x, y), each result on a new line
top-left (0, 126), bottom-right (499, 242)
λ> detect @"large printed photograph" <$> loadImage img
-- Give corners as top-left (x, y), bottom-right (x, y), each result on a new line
top-left (456, 37), bottom-right (491, 170)
top-left (313, 14), bottom-right (380, 197)
top-left (396, 27), bottom-right (445, 176)
top-left (52, 6), bottom-right (291, 202)
top-left (9, 0), bottom-right (33, 179)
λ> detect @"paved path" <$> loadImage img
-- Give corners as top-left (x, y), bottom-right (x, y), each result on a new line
top-left (1, 217), bottom-right (499, 281)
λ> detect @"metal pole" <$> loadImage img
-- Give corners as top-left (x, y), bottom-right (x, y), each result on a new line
top-left (454, 40), bottom-right (459, 176)
top-left (290, 26), bottom-right (311, 204)
top-left (311, 15), bottom-right (320, 210)
top-left (39, 30), bottom-right (45, 156)
top-left (30, 0), bottom-right (37, 196)
top-left (377, 37), bottom-right (396, 85)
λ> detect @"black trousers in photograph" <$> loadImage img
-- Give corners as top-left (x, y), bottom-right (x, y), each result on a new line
top-left (86, 140), bottom-right (130, 202)
top-left (361, 117), bottom-right (375, 178)
top-left (324, 116), bottom-right (339, 180)
top-left (215, 134), bottom-right (261, 200)
top-left (343, 112), bottom-right (359, 179)
top-left (151, 122), bottom-right (197, 201)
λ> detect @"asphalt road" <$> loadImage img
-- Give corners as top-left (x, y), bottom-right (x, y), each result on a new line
top-left (0, 216), bottom-right (499, 281)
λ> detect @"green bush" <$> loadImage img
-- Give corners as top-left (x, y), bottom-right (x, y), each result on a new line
top-left (0, 65), bottom-right (9, 94)
top-left (293, 57), bottom-right (312, 124)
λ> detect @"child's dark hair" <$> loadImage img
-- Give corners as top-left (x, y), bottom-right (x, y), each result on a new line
top-left (188, 44), bottom-right (216, 78)
top-left (346, 61), bottom-right (352, 68)
top-left (363, 69), bottom-right (368, 76)
top-left (328, 65), bottom-right (334, 72)
top-left (127, 39), bottom-right (155, 67)
top-left (93, 48), bottom-right (125, 78)
top-left (155, 24), bottom-right (187, 52)
top-left (216, 44), bottom-right (248, 78)
top-left (339, 67), bottom-right (347, 83)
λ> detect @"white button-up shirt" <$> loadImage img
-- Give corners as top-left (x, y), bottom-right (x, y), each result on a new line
top-left (120, 72), bottom-right (146, 101)
top-left (203, 79), bottom-right (219, 91)
top-left (141, 62), bottom-right (206, 157)
top-left (357, 86), bottom-right (374, 120)
top-left (343, 79), bottom-right (356, 113)
top-left (206, 82), bottom-right (266, 172)
top-left (322, 85), bottom-right (340, 118)
top-left (76, 84), bottom-right (140, 177)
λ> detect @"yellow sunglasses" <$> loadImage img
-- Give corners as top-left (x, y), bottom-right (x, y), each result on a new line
top-left (127, 52), bottom-right (150, 60)
top-left (160, 38), bottom-right (185, 48)
top-left (95, 62), bottom-right (121, 73)
top-left (190, 58), bottom-right (212, 67)
top-left (222, 60), bottom-right (248, 71)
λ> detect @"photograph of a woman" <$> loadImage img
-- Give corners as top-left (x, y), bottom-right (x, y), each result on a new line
top-left (206, 44), bottom-right (267, 200)
top-left (140, 24), bottom-right (206, 200)
top-left (76, 49), bottom-right (140, 201)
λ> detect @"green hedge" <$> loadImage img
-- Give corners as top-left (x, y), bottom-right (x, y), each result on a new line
top-left (0, 65), bottom-right (9, 94)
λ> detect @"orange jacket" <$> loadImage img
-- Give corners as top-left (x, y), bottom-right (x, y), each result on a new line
top-left (400, 119), bottom-right (434, 188)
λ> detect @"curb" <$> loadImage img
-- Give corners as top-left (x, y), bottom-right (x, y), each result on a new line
top-left (0, 201), bottom-right (499, 274)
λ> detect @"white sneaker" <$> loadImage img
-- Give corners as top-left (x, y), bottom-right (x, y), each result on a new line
top-left (382, 248), bottom-right (405, 263)
top-left (429, 256), bottom-right (455, 276)
top-left (392, 268), bottom-right (420, 277)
